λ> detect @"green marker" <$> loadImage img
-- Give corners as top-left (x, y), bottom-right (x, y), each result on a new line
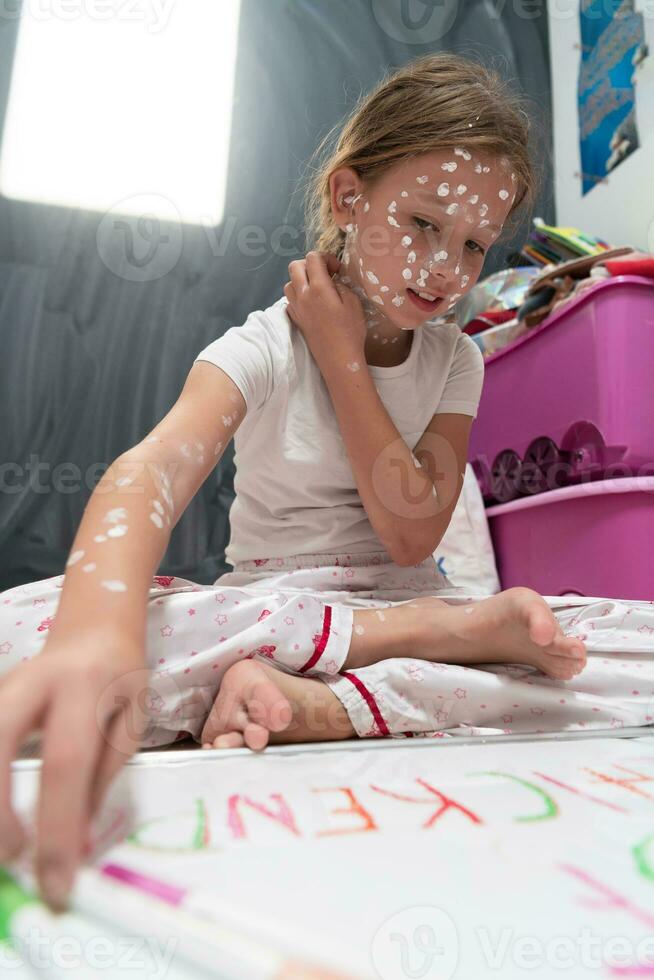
top-left (0, 866), bottom-right (192, 979)
top-left (0, 868), bottom-right (40, 976)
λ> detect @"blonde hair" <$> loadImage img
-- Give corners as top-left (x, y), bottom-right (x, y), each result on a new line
top-left (304, 53), bottom-right (537, 259)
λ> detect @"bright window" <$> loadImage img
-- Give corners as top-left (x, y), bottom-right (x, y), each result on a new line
top-left (0, 0), bottom-right (242, 225)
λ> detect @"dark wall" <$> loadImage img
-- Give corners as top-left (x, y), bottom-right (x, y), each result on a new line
top-left (0, 0), bottom-right (553, 590)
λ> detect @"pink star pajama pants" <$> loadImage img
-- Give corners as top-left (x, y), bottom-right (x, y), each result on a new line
top-left (1, 550), bottom-right (653, 745)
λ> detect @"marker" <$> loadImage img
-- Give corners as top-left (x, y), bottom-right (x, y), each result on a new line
top-left (0, 867), bottom-right (198, 980)
top-left (92, 861), bottom-right (356, 979)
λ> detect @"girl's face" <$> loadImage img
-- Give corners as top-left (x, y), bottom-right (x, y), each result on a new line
top-left (333, 148), bottom-right (518, 326)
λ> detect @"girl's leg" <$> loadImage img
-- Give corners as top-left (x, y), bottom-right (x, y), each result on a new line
top-left (342, 588), bottom-right (587, 680)
top-left (201, 593), bottom-right (654, 747)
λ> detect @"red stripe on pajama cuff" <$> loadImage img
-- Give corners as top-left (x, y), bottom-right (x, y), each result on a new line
top-left (298, 604), bottom-right (334, 674)
top-left (340, 671), bottom-right (390, 737)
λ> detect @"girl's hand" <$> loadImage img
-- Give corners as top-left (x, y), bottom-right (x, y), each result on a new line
top-left (0, 630), bottom-right (151, 910)
top-left (284, 251), bottom-right (368, 362)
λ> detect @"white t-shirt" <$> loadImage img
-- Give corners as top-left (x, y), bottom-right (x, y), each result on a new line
top-left (194, 296), bottom-right (484, 567)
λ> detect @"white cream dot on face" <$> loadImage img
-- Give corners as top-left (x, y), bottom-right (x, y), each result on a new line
top-left (468, 194), bottom-right (479, 204)
top-left (347, 361), bottom-right (360, 373)
top-left (101, 580), bottom-right (127, 593)
top-left (499, 189), bottom-right (509, 200)
top-left (437, 182), bottom-right (449, 197)
top-left (479, 203), bottom-right (489, 217)
top-left (446, 203), bottom-right (458, 215)
top-left (401, 191), bottom-right (409, 197)
top-left (454, 147), bottom-right (472, 160)
top-left (354, 624), bottom-right (365, 635)
top-left (345, 223), bottom-right (355, 234)
top-left (441, 161), bottom-right (457, 172)
top-left (221, 415), bottom-right (233, 428)
top-left (479, 219), bottom-right (490, 227)
top-left (375, 610), bottom-right (386, 622)
top-left (454, 264), bottom-right (460, 275)
top-left (455, 184), bottom-right (467, 196)
top-left (372, 295), bottom-right (384, 306)
top-left (433, 250), bottom-right (448, 262)
top-left (387, 216), bottom-right (400, 228)
top-left (145, 436), bottom-right (158, 443)
top-left (180, 443), bottom-right (191, 457)
top-left (366, 270), bottom-right (380, 284)
top-left (150, 512), bottom-right (164, 529)
top-left (388, 200), bottom-right (397, 213)
top-left (380, 285), bottom-right (389, 293)
top-left (82, 562), bottom-right (96, 573)
top-left (407, 250), bottom-right (417, 264)
top-left (392, 294), bottom-right (405, 307)
top-left (401, 235), bottom-right (413, 247)
top-left (416, 175), bottom-right (429, 184)
top-left (483, 166), bottom-right (491, 173)
top-left (93, 535), bottom-right (107, 543)
top-left (107, 525), bottom-right (128, 538)
top-left (115, 476), bottom-right (134, 488)
top-left (364, 201), bottom-right (370, 212)
top-left (474, 162), bottom-right (482, 174)
top-left (402, 269), bottom-right (412, 280)
top-left (461, 274), bottom-right (470, 287)
top-left (66, 550), bottom-right (84, 567)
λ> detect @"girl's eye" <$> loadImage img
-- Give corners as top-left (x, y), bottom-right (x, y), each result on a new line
top-left (466, 240), bottom-right (486, 255)
top-left (413, 217), bottom-right (438, 233)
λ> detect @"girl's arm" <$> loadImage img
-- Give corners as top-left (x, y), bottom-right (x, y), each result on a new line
top-left (285, 251), bottom-right (444, 566)
top-left (48, 360), bottom-right (245, 645)
top-left (0, 360), bottom-right (246, 909)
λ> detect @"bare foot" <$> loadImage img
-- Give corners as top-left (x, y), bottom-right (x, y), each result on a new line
top-left (200, 659), bottom-right (355, 750)
top-left (411, 587), bottom-right (587, 681)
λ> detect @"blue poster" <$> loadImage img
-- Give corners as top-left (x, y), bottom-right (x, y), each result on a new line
top-left (577, 0), bottom-right (647, 195)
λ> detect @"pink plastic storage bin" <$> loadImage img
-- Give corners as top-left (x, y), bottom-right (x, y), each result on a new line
top-left (469, 275), bottom-right (654, 504)
top-left (485, 476), bottom-right (654, 601)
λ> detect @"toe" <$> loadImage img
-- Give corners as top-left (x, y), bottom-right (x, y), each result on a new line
top-left (247, 677), bottom-right (293, 733)
top-left (213, 732), bottom-right (246, 749)
top-left (527, 606), bottom-right (558, 647)
top-left (556, 635), bottom-right (587, 660)
top-left (243, 721), bottom-right (271, 751)
top-left (201, 692), bottom-right (249, 745)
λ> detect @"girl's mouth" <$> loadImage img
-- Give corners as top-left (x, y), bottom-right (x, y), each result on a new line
top-left (406, 288), bottom-right (444, 313)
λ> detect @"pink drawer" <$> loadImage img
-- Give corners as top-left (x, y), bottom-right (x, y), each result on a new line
top-left (469, 276), bottom-right (654, 504)
top-left (485, 476), bottom-right (654, 601)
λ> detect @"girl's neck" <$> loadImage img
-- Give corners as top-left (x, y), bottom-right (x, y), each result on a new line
top-left (333, 263), bottom-right (414, 368)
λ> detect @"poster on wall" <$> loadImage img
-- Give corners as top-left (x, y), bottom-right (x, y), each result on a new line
top-left (578, 0), bottom-right (647, 195)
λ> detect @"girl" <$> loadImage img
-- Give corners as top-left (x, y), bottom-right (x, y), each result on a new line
top-left (1, 54), bottom-right (652, 911)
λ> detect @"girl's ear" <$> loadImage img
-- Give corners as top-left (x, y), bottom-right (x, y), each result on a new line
top-left (329, 167), bottom-right (364, 231)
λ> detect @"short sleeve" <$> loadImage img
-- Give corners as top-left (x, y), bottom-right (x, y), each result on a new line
top-left (434, 330), bottom-right (485, 418)
top-left (193, 310), bottom-right (285, 415)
